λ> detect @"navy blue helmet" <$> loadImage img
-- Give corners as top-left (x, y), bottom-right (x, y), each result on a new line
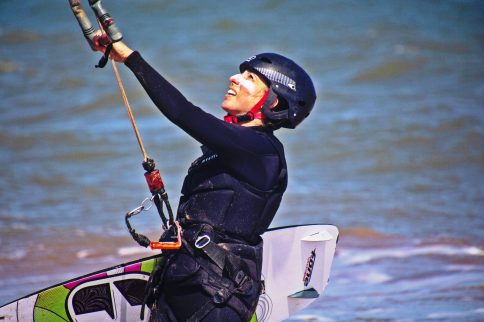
top-left (240, 53), bottom-right (316, 129)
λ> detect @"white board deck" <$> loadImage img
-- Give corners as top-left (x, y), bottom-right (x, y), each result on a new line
top-left (256, 224), bottom-right (338, 322)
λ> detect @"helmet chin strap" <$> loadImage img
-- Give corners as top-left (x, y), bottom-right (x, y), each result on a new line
top-left (224, 88), bottom-right (277, 124)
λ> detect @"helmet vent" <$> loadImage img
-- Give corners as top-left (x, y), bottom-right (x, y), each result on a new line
top-left (261, 57), bottom-right (272, 64)
top-left (298, 100), bottom-right (306, 107)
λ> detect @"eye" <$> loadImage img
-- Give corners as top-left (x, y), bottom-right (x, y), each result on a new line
top-left (247, 73), bottom-right (256, 80)
top-left (242, 71), bottom-right (258, 82)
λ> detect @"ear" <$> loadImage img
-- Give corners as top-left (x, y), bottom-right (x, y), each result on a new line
top-left (270, 97), bottom-right (279, 109)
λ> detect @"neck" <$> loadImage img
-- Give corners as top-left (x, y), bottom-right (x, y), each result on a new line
top-left (223, 89), bottom-right (271, 125)
top-left (240, 119), bottom-right (265, 127)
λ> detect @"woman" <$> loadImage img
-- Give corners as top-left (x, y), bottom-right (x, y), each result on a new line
top-left (94, 39), bottom-right (316, 321)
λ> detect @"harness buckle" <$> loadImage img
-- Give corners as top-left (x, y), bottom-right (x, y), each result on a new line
top-left (195, 235), bottom-right (211, 249)
top-left (213, 288), bottom-right (230, 304)
top-left (234, 270), bottom-right (248, 286)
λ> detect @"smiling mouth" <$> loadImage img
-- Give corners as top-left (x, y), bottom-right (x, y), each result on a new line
top-left (226, 88), bottom-right (237, 96)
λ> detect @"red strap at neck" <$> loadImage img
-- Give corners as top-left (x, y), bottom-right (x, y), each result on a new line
top-left (249, 89), bottom-right (270, 116)
top-left (224, 90), bottom-right (269, 124)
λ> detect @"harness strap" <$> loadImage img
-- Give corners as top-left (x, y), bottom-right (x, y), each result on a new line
top-left (181, 237), bottom-right (256, 322)
top-left (186, 299), bottom-right (216, 322)
top-left (139, 253), bottom-right (175, 320)
top-left (185, 268), bottom-right (248, 322)
top-left (195, 236), bottom-right (250, 288)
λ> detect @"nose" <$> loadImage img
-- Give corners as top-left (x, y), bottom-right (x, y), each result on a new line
top-left (229, 73), bottom-right (242, 85)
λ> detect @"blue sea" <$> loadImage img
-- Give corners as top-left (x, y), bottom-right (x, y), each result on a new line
top-left (1, 1), bottom-right (483, 320)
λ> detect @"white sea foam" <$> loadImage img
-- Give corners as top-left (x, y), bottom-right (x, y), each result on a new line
top-left (4, 249), bottom-right (27, 260)
top-left (76, 249), bottom-right (94, 259)
top-left (357, 271), bottom-right (392, 284)
top-left (117, 246), bottom-right (157, 257)
top-left (12, 223), bottom-right (29, 231)
top-left (364, 308), bottom-right (388, 314)
top-left (444, 264), bottom-right (479, 271)
top-left (289, 313), bottom-right (334, 322)
top-left (426, 307), bottom-right (484, 319)
top-left (340, 245), bottom-right (484, 265)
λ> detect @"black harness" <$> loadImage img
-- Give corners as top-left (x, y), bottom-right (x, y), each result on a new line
top-left (142, 224), bottom-right (262, 322)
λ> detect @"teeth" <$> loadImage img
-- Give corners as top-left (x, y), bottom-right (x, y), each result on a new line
top-left (227, 89), bottom-right (236, 96)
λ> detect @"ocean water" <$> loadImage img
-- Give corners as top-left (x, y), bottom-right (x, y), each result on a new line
top-left (1, 0), bottom-right (483, 320)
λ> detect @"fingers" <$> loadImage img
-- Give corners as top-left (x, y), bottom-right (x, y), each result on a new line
top-left (95, 34), bottom-right (111, 48)
top-left (91, 30), bottom-right (110, 52)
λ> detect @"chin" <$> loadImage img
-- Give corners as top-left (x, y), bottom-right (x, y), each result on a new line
top-left (221, 101), bottom-right (230, 112)
top-left (221, 105), bottom-right (239, 116)
top-left (221, 105), bottom-right (230, 114)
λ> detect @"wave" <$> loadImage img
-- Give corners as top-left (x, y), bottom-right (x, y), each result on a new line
top-left (426, 308), bottom-right (484, 320)
top-left (288, 313), bottom-right (334, 322)
top-left (0, 29), bottom-right (43, 44)
top-left (336, 227), bottom-right (484, 267)
top-left (0, 227), bottom-right (153, 275)
top-left (0, 59), bottom-right (18, 73)
top-left (117, 246), bottom-right (158, 257)
top-left (350, 58), bottom-right (426, 83)
top-left (354, 271), bottom-right (393, 284)
top-left (339, 244), bottom-right (484, 265)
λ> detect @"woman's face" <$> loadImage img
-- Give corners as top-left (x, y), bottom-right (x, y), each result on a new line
top-left (221, 70), bottom-right (269, 116)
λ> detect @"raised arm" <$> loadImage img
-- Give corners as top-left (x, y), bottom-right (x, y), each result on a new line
top-left (123, 51), bottom-right (275, 157)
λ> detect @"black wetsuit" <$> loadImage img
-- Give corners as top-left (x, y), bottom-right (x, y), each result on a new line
top-left (125, 52), bottom-right (287, 322)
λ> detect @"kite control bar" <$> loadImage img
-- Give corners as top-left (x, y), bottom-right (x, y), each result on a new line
top-left (68, 0), bottom-right (123, 67)
top-left (68, 0), bottom-right (122, 46)
top-left (88, 0), bottom-right (123, 42)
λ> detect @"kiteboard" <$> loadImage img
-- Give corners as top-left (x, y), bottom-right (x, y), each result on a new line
top-left (0, 224), bottom-right (338, 322)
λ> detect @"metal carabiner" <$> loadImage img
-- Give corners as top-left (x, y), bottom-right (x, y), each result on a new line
top-left (126, 196), bottom-right (155, 217)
